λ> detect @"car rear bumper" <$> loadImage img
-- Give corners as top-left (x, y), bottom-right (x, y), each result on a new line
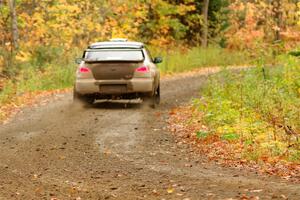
top-left (75, 78), bottom-right (153, 95)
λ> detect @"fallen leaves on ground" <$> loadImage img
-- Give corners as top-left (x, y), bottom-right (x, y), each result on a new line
top-left (167, 188), bottom-right (175, 194)
top-left (0, 88), bottom-right (70, 124)
top-left (167, 106), bottom-right (300, 183)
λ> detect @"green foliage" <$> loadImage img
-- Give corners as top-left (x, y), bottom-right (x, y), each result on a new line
top-left (0, 47), bottom-right (78, 106)
top-left (0, 46), bottom-right (250, 107)
top-left (31, 46), bottom-right (63, 68)
top-left (194, 55), bottom-right (300, 162)
top-left (196, 130), bottom-right (209, 139)
top-left (221, 133), bottom-right (239, 141)
top-left (0, 80), bottom-right (15, 105)
top-left (151, 46), bottom-right (251, 73)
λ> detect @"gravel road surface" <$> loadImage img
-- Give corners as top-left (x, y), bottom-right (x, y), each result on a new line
top-left (0, 72), bottom-right (299, 200)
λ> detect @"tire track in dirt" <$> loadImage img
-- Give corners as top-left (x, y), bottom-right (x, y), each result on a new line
top-left (0, 71), bottom-right (299, 200)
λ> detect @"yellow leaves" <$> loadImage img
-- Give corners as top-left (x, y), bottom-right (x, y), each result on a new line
top-left (48, 3), bottom-right (80, 16)
top-left (254, 134), bottom-right (267, 144)
top-left (260, 141), bottom-right (287, 159)
top-left (160, 25), bottom-right (170, 35)
top-left (298, 2), bottom-right (300, 26)
top-left (0, 56), bottom-right (4, 70)
top-left (150, 37), bottom-right (174, 48)
top-left (114, 4), bottom-right (128, 14)
top-left (167, 188), bottom-right (175, 194)
top-left (15, 0), bottom-right (108, 49)
top-left (15, 51), bottom-right (31, 62)
top-left (177, 4), bottom-right (195, 16)
top-left (111, 29), bottom-right (127, 40)
top-left (2, 0), bottom-right (201, 52)
top-left (31, 12), bottom-right (45, 25)
top-left (135, 10), bottom-right (147, 19)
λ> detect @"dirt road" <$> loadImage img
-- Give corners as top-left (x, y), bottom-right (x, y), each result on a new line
top-left (0, 72), bottom-right (299, 200)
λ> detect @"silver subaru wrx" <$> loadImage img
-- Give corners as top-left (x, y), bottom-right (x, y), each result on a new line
top-left (73, 39), bottom-right (162, 108)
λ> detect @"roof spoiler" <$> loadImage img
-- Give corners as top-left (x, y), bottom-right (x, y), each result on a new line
top-left (109, 38), bottom-right (128, 42)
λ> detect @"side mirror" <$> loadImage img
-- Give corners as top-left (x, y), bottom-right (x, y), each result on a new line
top-left (75, 58), bottom-right (83, 64)
top-left (153, 57), bottom-right (163, 64)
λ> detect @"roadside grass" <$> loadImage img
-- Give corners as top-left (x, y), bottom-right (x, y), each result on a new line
top-left (0, 47), bottom-right (79, 120)
top-left (0, 46), bottom-right (251, 111)
top-left (1, 44), bottom-right (299, 168)
top-left (192, 55), bottom-right (300, 163)
top-left (151, 46), bottom-right (252, 73)
top-left (0, 63), bottom-right (75, 120)
top-left (0, 53), bottom-right (77, 104)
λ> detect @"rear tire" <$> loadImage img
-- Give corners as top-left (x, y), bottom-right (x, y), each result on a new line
top-left (73, 88), bottom-right (94, 106)
top-left (149, 85), bottom-right (160, 109)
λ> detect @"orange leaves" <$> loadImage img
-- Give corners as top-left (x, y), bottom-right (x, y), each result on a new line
top-left (226, 0), bottom-right (300, 51)
top-left (226, 2), bottom-right (265, 50)
top-left (168, 105), bottom-right (300, 182)
top-left (280, 28), bottom-right (300, 49)
top-left (0, 86), bottom-right (70, 124)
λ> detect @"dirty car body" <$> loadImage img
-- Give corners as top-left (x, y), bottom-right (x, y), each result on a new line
top-left (74, 40), bottom-right (162, 107)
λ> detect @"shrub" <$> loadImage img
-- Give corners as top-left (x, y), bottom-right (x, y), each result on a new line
top-left (194, 55), bottom-right (300, 162)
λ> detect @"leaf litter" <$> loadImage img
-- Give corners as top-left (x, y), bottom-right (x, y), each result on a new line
top-left (168, 105), bottom-right (300, 183)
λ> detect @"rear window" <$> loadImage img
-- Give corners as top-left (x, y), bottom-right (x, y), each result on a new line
top-left (85, 49), bottom-right (144, 61)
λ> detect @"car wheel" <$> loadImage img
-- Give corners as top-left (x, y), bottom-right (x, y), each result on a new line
top-left (150, 85), bottom-right (160, 109)
top-left (73, 88), bottom-right (94, 106)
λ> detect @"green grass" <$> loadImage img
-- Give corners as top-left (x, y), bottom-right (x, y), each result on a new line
top-left (0, 46), bottom-right (251, 107)
top-left (151, 46), bottom-right (251, 73)
top-left (0, 47), bottom-right (79, 106)
top-left (17, 64), bottom-right (75, 92)
top-left (193, 55), bottom-right (300, 162)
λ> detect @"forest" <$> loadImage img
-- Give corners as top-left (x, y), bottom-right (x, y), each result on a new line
top-left (0, 0), bottom-right (300, 165)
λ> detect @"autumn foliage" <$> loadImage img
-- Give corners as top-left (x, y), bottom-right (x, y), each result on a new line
top-left (1, 0), bottom-right (300, 72)
top-left (0, 0), bottom-right (300, 169)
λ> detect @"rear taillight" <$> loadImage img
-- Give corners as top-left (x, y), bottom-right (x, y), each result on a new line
top-left (135, 66), bottom-right (149, 72)
top-left (79, 67), bottom-right (90, 73)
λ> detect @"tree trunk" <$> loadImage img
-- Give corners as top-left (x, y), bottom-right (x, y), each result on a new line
top-left (8, 0), bottom-right (18, 49)
top-left (272, 0), bottom-right (282, 41)
top-left (201, 0), bottom-right (209, 48)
